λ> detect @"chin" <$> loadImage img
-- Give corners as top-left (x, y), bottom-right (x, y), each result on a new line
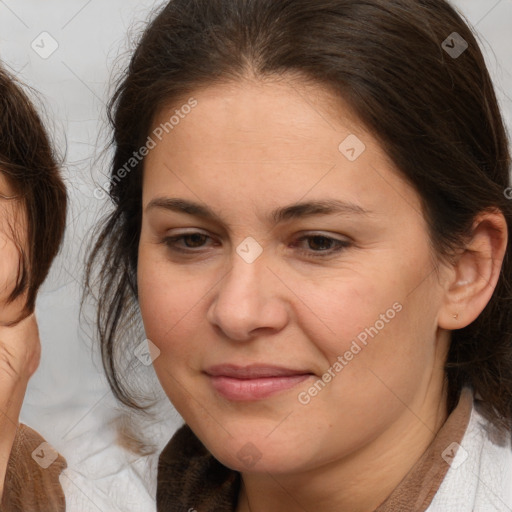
top-left (196, 426), bottom-right (312, 475)
top-left (214, 447), bottom-right (302, 474)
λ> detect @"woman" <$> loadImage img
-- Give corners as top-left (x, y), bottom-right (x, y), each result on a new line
top-left (86, 0), bottom-right (512, 510)
top-left (0, 65), bottom-right (67, 511)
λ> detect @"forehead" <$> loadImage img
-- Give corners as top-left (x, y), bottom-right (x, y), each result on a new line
top-left (152, 77), bottom-right (363, 148)
top-left (142, 79), bottom-right (423, 223)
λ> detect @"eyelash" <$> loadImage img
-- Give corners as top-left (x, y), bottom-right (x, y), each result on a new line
top-left (160, 232), bottom-right (351, 258)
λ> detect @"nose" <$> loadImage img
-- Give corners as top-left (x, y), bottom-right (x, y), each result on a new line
top-left (206, 249), bottom-right (289, 342)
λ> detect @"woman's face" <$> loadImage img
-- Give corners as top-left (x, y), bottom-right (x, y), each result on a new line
top-left (0, 173), bottom-right (27, 325)
top-left (137, 79), bottom-right (451, 474)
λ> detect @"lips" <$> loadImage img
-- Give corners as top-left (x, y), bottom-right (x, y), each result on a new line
top-left (204, 364), bottom-right (314, 401)
top-left (206, 364), bottom-right (312, 379)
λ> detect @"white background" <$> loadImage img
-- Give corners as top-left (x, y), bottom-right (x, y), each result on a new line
top-left (0, 0), bottom-right (511, 508)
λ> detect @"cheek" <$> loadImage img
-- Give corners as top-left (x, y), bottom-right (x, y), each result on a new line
top-left (0, 236), bottom-right (19, 299)
top-left (137, 251), bottom-right (207, 364)
top-left (305, 260), bottom-right (438, 387)
top-left (137, 259), bottom-right (206, 412)
top-left (299, 271), bottom-right (399, 356)
top-left (0, 217), bottom-right (27, 318)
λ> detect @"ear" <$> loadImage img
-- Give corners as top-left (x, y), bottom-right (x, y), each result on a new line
top-left (438, 208), bottom-right (508, 330)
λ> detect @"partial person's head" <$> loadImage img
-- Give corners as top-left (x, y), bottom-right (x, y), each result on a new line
top-left (87, 0), bottom-right (511, 475)
top-left (0, 65), bottom-right (67, 325)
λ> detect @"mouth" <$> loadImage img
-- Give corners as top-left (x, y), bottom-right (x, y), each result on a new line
top-left (204, 364), bottom-right (315, 401)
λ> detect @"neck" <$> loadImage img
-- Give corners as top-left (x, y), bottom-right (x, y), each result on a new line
top-left (237, 379), bottom-right (449, 512)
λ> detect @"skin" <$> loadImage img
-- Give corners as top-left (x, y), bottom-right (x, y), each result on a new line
top-left (137, 77), bottom-right (508, 512)
top-left (0, 174), bottom-right (29, 325)
top-left (0, 173), bottom-right (40, 497)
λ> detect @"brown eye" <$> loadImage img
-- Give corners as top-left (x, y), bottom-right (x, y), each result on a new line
top-left (181, 233), bottom-right (209, 248)
top-left (306, 236), bottom-right (336, 251)
top-left (292, 234), bottom-right (351, 258)
top-left (162, 232), bottom-right (213, 252)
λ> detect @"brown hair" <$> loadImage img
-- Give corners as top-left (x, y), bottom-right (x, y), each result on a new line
top-left (85, 0), bottom-right (512, 428)
top-left (0, 64), bottom-right (67, 319)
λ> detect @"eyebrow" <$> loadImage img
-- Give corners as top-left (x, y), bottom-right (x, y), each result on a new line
top-left (146, 197), bottom-right (372, 225)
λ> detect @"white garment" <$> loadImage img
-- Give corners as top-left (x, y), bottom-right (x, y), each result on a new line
top-left (58, 420), bottom-right (159, 512)
top-left (57, 396), bottom-right (180, 512)
top-left (427, 400), bottom-right (512, 512)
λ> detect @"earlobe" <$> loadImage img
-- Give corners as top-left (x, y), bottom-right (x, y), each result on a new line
top-left (438, 209), bottom-right (508, 330)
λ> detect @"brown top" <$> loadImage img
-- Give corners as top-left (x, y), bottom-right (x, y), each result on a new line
top-left (375, 387), bottom-right (473, 511)
top-left (1, 423), bottom-right (67, 512)
top-left (157, 387), bottom-right (473, 512)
